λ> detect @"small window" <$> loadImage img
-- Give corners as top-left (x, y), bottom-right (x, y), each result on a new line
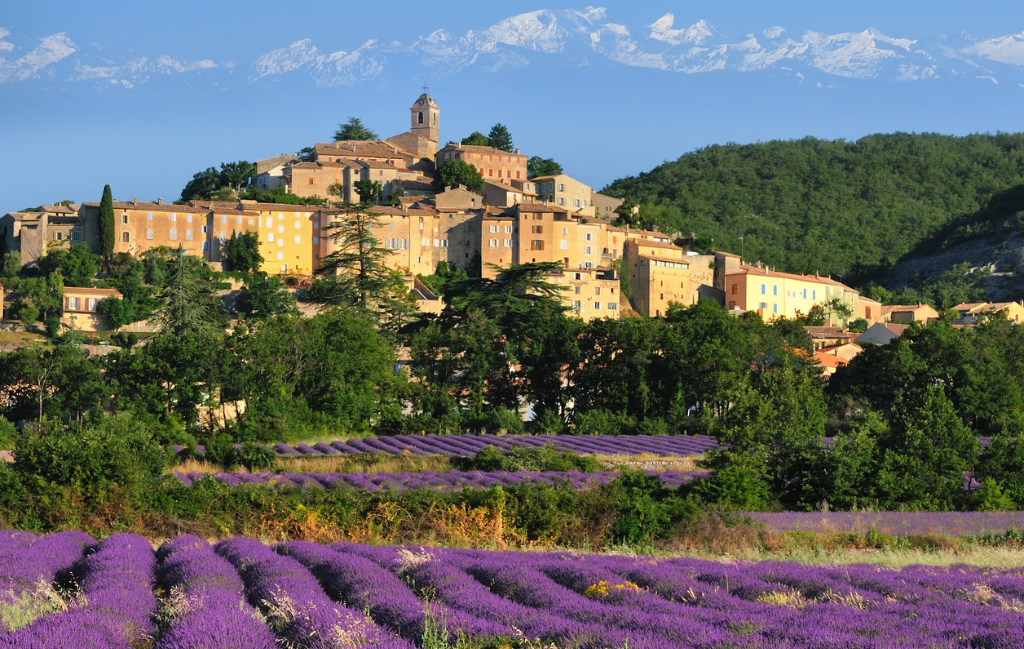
top-left (295, 221), bottom-right (301, 230)
top-left (146, 228), bottom-right (154, 240)
top-left (575, 286), bottom-right (581, 295)
top-left (277, 239), bottom-right (283, 248)
top-left (201, 225), bottom-right (208, 233)
top-left (268, 233), bottom-right (275, 242)
top-left (731, 284), bottom-right (738, 295)
top-left (186, 214), bottom-right (192, 223)
top-left (489, 239), bottom-right (498, 247)
top-left (585, 246), bottom-right (593, 255)
top-left (277, 225), bottom-right (284, 234)
top-left (122, 232), bottom-right (130, 243)
top-left (595, 287), bottom-right (601, 296)
top-left (313, 236), bottom-right (320, 244)
top-left (266, 217), bottom-right (273, 228)
top-left (185, 229), bottom-right (193, 241)
top-left (171, 213), bottom-right (177, 222)
top-left (761, 283), bottom-right (766, 295)
top-left (309, 179), bottom-right (315, 185)
top-left (560, 240), bottom-right (568, 250)
top-left (277, 252), bottom-right (284, 261)
top-left (237, 216), bottom-right (242, 225)
top-left (294, 235), bottom-right (301, 244)
top-left (121, 214), bottom-right (129, 224)
top-left (169, 228), bottom-right (177, 240)
top-left (490, 225), bottom-right (498, 233)
top-left (585, 233), bottom-right (593, 242)
top-left (147, 212), bottom-right (153, 220)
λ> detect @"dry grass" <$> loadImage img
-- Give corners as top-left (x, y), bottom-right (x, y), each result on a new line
top-left (596, 453), bottom-right (702, 472)
top-left (166, 454), bottom-right (455, 476)
top-left (0, 330), bottom-right (47, 352)
top-left (278, 453), bottom-right (455, 475)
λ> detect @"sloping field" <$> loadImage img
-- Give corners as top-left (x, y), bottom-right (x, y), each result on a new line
top-left (3, 532), bottom-right (1024, 647)
top-left (267, 434), bottom-right (720, 458)
top-left (172, 469), bottom-right (708, 491)
top-left (750, 511), bottom-right (1024, 537)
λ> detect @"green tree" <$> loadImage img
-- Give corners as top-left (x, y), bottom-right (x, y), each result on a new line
top-left (37, 244), bottom-right (100, 287)
top-left (432, 160), bottom-right (485, 194)
top-left (612, 198), bottom-right (638, 226)
top-left (98, 184), bottom-right (116, 262)
top-left (527, 156), bottom-right (563, 179)
top-left (1, 252), bottom-right (21, 278)
top-left (234, 274), bottom-right (299, 320)
top-left (699, 355), bottom-right (827, 510)
top-left (218, 161), bottom-right (255, 193)
top-left (875, 385), bottom-right (979, 510)
top-left (98, 296), bottom-right (136, 329)
top-left (222, 231), bottom-right (263, 273)
top-left (461, 131), bottom-right (490, 146)
top-left (179, 167), bottom-right (220, 201)
top-left (12, 273), bottom-right (63, 323)
top-left (487, 123), bottom-right (514, 152)
top-left (353, 179), bottom-right (383, 205)
top-left (333, 117), bottom-right (377, 141)
top-left (298, 147), bottom-right (316, 162)
top-left (312, 192), bottom-right (416, 333)
top-left (156, 250), bottom-right (224, 336)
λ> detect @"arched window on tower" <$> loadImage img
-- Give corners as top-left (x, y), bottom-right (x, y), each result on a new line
top-left (418, 111), bottom-right (424, 124)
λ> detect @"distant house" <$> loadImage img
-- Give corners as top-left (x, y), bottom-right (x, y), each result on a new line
top-left (857, 322), bottom-right (909, 346)
top-left (951, 302), bottom-right (1024, 325)
top-left (883, 303), bottom-right (938, 324)
top-left (61, 286), bottom-right (122, 331)
top-left (812, 350), bottom-right (849, 379)
top-left (818, 342), bottom-right (864, 363)
top-left (857, 296), bottom-right (883, 325)
top-left (804, 326), bottom-right (853, 350)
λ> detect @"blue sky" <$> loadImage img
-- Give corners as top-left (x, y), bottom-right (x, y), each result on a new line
top-left (2, 1), bottom-right (1023, 212)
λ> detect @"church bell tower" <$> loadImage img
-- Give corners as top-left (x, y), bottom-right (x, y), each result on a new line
top-left (410, 90), bottom-right (440, 145)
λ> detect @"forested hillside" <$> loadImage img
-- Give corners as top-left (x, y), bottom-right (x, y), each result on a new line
top-left (603, 133), bottom-right (1024, 284)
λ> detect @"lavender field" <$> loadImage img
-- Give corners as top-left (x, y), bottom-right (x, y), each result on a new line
top-left (3, 532), bottom-right (1024, 648)
top-left (172, 469), bottom-right (707, 491)
top-left (750, 511), bottom-right (1024, 537)
top-left (265, 434), bottom-right (720, 458)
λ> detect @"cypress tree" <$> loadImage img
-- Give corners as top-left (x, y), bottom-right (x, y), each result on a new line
top-left (99, 184), bottom-right (115, 262)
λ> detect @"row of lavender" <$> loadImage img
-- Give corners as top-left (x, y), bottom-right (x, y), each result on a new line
top-left (4, 532), bottom-right (1024, 648)
top-left (750, 511), bottom-right (1024, 536)
top-left (267, 433), bottom-right (720, 458)
top-left (172, 469), bottom-right (708, 491)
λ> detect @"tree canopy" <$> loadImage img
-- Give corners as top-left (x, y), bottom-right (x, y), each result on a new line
top-left (222, 231), bottom-right (263, 273)
top-left (461, 132), bottom-right (490, 146)
top-left (527, 156), bottom-right (563, 179)
top-left (433, 160), bottom-right (485, 194)
top-left (333, 117), bottom-right (377, 142)
top-left (180, 161), bottom-right (254, 201)
top-left (486, 123), bottom-right (514, 152)
top-left (603, 133), bottom-right (1024, 285)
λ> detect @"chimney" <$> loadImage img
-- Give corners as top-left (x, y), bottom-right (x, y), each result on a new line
top-left (514, 148), bottom-right (520, 155)
top-left (156, 198), bottom-right (163, 205)
top-left (131, 198), bottom-right (137, 206)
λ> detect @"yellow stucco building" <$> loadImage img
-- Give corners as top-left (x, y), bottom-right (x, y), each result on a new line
top-left (725, 266), bottom-right (859, 325)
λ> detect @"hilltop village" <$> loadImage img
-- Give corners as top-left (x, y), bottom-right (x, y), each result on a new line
top-left (3, 92), bottom-right (1021, 349)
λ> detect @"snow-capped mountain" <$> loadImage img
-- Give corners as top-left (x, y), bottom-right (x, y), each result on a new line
top-left (2, 10), bottom-right (1023, 91)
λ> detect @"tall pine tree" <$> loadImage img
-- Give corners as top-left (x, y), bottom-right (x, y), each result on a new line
top-left (98, 184), bottom-right (116, 264)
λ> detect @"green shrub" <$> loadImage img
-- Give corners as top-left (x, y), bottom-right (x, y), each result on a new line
top-left (0, 417), bottom-right (17, 449)
top-left (455, 444), bottom-right (601, 473)
top-left (14, 413), bottom-right (166, 506)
